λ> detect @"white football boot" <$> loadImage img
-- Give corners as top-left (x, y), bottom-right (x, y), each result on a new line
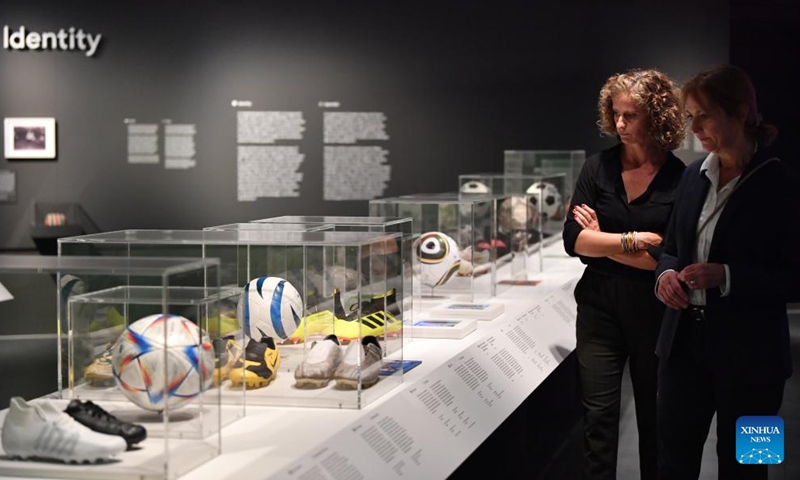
top-left (294, 334), bottom-right (343, 388)
top-left (1, 397), bottom-right (127, 463)
top-left (334, 335), bottom-right (382, 389)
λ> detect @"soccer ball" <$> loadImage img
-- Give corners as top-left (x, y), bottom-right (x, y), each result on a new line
top-left (459, 182), bottom-right (492, 219)
top-left (59, 274), bottom-right (85, 308)
top-left (526, 182), bottom-right (563, 219)
top-left (237, 276), bottom-right (303, 341)
top-left (415, 232), bottom-right (462, 288)
top-left (498, 196), bottom-right (539, 231)
top-left (112, 314), bottom-right (214, 412)
top-left (460, 181), bottom-right (491, 194)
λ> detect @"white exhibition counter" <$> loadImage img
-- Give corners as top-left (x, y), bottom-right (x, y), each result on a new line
top-left (0, 243), bottom-right (584, 480)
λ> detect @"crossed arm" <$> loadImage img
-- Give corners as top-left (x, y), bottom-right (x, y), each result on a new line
top-left (572, 204), bottom-right (662, 271)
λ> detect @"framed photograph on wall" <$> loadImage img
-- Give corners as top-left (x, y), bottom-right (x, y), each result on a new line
top-left (4, 117), bottom-right (57, 159)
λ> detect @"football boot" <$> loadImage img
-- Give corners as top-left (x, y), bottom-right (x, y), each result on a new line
top-left (333, 335), bottom-right (382, 389)
top-left (211, 335), bottom-right (243, 387)
top-left (64, 399), bottom-right (147, 447)
top-left (333, 289), bottom-right (402, 341)
top-left (290, 289), bottom-right (401, 343)
top-left (227, 334), bottom-right (280, 389)
top-left (294, 334), bottom-right (343, 389)
top-left (2, 397), bottom-right (126, 463)
top-left (288, 310), bottom-right (336, 343)
top-left (83, 342), bottom-right (115, 387)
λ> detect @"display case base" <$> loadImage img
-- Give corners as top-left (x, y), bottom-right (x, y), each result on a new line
top-left (407, 317), bottom-right (477, 339)
top-left (428, 301), bottom-right (505, 321)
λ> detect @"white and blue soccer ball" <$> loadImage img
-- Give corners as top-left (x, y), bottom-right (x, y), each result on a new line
top-left (526, 182), bottom-right (563, 219)
top-left (237, 276), bottom-right (303, 341)
top-left (59, 274), bottom-right (85, 299)
top-left (112, 314), bottom-right (214, 412)
top-left (415, 232), bottom-right (462, 288)
top-left (59, 273), bottom-right (86, 314)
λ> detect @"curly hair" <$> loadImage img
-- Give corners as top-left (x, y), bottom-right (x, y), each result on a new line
top-left (597, 69), bottom-right (686, 151)
top-left (682, 64), bottom-right (778, 147)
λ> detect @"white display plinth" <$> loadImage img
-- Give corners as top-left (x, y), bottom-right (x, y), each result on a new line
top-left (0, 242), bottom-right (583, 480)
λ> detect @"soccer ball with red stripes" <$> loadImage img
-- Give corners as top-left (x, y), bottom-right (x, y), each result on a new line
top-left (112, 314), bottom-right (214, 412)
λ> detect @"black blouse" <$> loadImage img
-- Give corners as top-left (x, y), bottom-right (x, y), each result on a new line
top-left (563, 143), bottom-right (686, 282)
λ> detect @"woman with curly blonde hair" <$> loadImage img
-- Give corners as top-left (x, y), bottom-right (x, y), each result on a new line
top-left (563, 68), bottom-right (686, 480)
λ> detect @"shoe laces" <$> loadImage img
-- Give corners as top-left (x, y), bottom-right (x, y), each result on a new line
top-left (80, 401), bottom-right (114, 422)
top-left (97, 343), bottom-right (114, 362)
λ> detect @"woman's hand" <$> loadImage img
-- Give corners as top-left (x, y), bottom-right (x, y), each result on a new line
top-left (573, 204), bottom-right (600, 231)
top-left (636, 232), bottom-right (663, 250)
top-left (657, 270), bottom-right (689, 309)
top-left (678, 263), bottom-right (726, 290)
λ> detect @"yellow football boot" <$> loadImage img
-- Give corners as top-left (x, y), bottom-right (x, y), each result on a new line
top-left (228, 336), bottom-right (280, 389)
top-left (334, 288), bottom-right (402, 341)
top-left (332, 311), bottom-right (401, 342)
top-left (288, 310), bottom-right (337, 343)
top-left (211, 335), bottom-right (243, 387)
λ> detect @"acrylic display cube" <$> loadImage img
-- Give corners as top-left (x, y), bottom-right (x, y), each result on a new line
top-left (61, 230), bottom-right (406, 410)
top-left (204, 222), bottom-right (333, 233)
top-left (30, 201), bottom-right (99, 255)
top-left (369, 193), bottom-right (497, 306)
top-left (59, 230), bottom-right (252, 289)
top-left (252, 216), bottom-right (415, 325)
top-left (459, 174), bottom-right (543, 279)
top-left (459, 173), bottom-right (570, 274)
top-left (0, 255), bottom-right (225, 480)
top-left (504, 149), bottom-right (585, 205)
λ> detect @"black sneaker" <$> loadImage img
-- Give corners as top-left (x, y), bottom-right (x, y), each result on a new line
top-left (65, 400), bottom-right (147, 447)
top-left (334, 288), bottom-right (399, 321)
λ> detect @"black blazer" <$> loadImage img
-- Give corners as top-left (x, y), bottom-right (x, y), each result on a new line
top-left (655, 148), bottom-right (799, 382)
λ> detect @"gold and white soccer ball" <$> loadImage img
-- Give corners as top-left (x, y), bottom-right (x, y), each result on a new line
top-left (415, 232), bottom-right (462, 288)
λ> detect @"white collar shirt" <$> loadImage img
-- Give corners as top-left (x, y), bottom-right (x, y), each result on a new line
top-left (691, 152), bottom-right (738, 305)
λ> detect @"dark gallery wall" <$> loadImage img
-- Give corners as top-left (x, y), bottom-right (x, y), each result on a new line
top-left (0, 1), bottom-right (728, 250)
top-left (730, 0), bottom-right (800, 181)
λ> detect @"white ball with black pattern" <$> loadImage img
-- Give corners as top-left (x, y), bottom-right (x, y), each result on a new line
top-left (526, 182), bottom-right (563, 219)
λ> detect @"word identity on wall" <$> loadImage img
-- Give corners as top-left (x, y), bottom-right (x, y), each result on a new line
top-left (3, 25), bottom-right (102, 57)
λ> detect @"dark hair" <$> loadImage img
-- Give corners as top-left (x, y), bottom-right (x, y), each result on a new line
top-left (597, 68), bottom-right (685, 150)
top-left (682, 64), bottom-right (778, 146)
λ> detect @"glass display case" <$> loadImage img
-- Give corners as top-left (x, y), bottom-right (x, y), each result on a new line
top-left (30, 201), bottom-right (100, 255)
top-left (0, 255), bottom-right (224, 480)
top-left (252, 216), bottom-right (415, 326)
top-left (459, 173), bottom-right (569, 274)
top-left (504, 149), bottom-right (585, 207)
top-left (59, 230), bottom-right (248, 289)
top-left (369, 193), bottom-right (496, 306)
top-left (60, 230), bottom-right (406, 410)
top-left (460, 174), bottom-right (541, 279)
top-left (204, 222), bottom-right (333, 233)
